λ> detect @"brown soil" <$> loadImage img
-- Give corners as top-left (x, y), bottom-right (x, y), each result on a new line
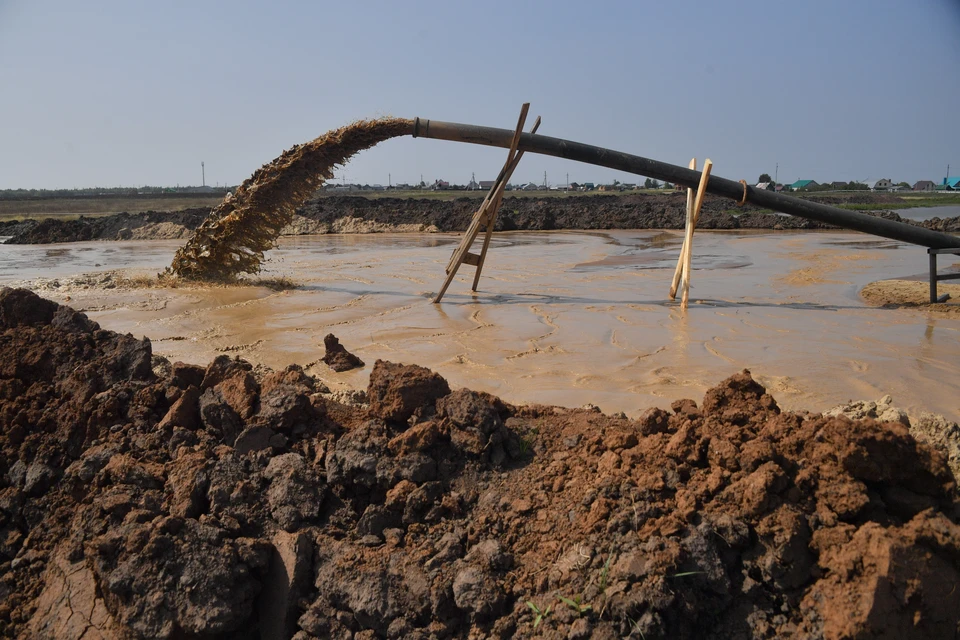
top-left (860, 279), bottom-right (960, 314)
top-left (169, 118), bottom-right (413, 281)
top-left (2, 287), bottom-right (960, 639)
top-left (6, 193), bottom-right (959, 246)
top-left (0, 209), bottom-right (210, 244)
top-left (827, 395), bottom-right (960, 482)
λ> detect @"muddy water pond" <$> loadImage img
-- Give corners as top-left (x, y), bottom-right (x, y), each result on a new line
top-left (3, 230), bottom-right (959, 420)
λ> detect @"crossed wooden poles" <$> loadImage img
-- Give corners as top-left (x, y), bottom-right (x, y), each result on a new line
top-left (433, 103), bottom-right (714, 310)
top-left (433, 103), bottom-right (539, 303)
top-left (669, 158), bottom-right (713, 308)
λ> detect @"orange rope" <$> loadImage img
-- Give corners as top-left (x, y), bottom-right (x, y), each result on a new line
top-left (736, 180), bottom-right (748, 206)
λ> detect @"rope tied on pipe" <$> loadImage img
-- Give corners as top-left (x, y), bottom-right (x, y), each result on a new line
top-left (736, 180), bottom-right (748, 206)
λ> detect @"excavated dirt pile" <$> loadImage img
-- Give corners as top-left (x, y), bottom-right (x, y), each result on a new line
top-left (1, 209), bottom-right (210, 244)
top-left (2, 287), bottom-right (960, 639)
top-left (7, 194), bottom-right (959, 245)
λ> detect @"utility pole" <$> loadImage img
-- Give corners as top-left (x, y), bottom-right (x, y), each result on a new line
top-left (201, 162), bottom-right (205, 187)
top-left (544, 171), bottom-right (548, 190)
top-left (774, 163), bottom-right (778, 186)
top-left (389, 173), bottom-right (391, 188)
top-left (566, 172), bottom-right (569, 191)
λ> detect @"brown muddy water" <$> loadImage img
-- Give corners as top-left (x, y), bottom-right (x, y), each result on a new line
top-left (3, 230), bottom-right (959, 420)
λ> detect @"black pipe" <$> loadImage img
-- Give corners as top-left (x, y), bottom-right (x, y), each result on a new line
top-left (412, 118), bottom-right (960, 250)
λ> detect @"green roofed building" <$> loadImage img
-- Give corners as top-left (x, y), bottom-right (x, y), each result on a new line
top-left (789, 180), bottom-right (819, 190)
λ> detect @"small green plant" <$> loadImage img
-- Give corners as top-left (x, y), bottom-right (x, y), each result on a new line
top-left (518, 436), bottom-right (533, 457)
top-left (518, 425), bottom-right (540, 458)
top-left (628, 616), bottom-right (647, 639)
top-left (526, 600), bottom-right (551, 628)
top-left (558, 594), bottom-right (592, 617)
top-left (668, 570), bottom-right (705, 579)
top-left (598, 555), bottom-right (612, 593)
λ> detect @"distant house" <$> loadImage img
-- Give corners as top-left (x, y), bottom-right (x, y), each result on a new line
top-left (431, 180), bottom-right (450, 190)
top-left (479, 180), bottom-right (496, 190)
top-left (913, 180), bottom-right (936, 192)
top-left (873, 178), bottom-right (893, 190)
top-left (755, 182), bottom-right (775, 191)
top-left (830, 181), bottom-right (847, 189)
top-left (581, 182), bottom-right (595, 191)
top-left (775, 184), bottom-right (786, 192)
top-left (790, 180), bottom-right (819, 191)
top-left (522, 183), bottom-right (540, 191)
top-left (944, 177), bottom-right (960, 190)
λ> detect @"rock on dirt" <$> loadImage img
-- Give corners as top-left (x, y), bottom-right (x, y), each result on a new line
top-left (321, 334), bottom-right (365, 372)
top-left (2, 286), bottom-right (960, 639)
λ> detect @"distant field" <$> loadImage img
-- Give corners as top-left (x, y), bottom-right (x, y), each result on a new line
top-left (836, 194), bottom-right (960, 211)
top-left (333, 188), bottom-right (659, 201)
top-left (0, 195), bottom-right (223, 221)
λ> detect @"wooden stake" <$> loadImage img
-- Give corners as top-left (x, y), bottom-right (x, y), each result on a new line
top-left (434, 104), bottom-right (531, 303)
top-left (681, 159), bottom-right (713, 308)
top-left (472, 116), bottom-right (541, 291)
top-left (669, 158), bottom-right (697, 300)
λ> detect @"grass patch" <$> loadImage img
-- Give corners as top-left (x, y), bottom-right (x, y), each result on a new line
top-left (558, 594), bottom-right (593, 616)
top-left (837, 199), bottom-right (960, 211)
top-left (0, 195), bottom-right (221, 219)
top-left (525, 600), bottom-right (551, 628)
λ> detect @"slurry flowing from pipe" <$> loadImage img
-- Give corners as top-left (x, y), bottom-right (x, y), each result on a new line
top-left (169, 117), bottom-right (412, 280)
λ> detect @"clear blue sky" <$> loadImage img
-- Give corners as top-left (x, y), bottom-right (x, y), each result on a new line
top-left (1, 0), bottom-right (958, 189)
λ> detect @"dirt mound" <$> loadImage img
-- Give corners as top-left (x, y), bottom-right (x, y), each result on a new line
top-left (294, 193), bottom-right (836, 233)
top-left (169, 118), bottom-right (413, 281)
top-left (2, 209), bottom-right (210, 244)
top-left (861, 279), bottom-right (960, 314)
top-left (828, 394), bottom-right (960, 482)
top-left (2, 287), bottom-right (960, 639)
top-left (8, 193), bottom-right (958, 245)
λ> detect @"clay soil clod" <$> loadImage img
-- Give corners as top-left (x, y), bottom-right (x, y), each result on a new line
top-left (321, 333), bottom-right (364, 372)
top-left (2, 287), bottom-right (960, 639)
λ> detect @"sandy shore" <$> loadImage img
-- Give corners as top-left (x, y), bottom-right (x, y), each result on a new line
top-left (861, 279), bottom-right (960, 314)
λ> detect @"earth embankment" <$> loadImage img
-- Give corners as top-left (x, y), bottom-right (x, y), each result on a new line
top-left (4, 193), bottom-right (959, 244)
top-left (2, 286), bottom-right (960, 638)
